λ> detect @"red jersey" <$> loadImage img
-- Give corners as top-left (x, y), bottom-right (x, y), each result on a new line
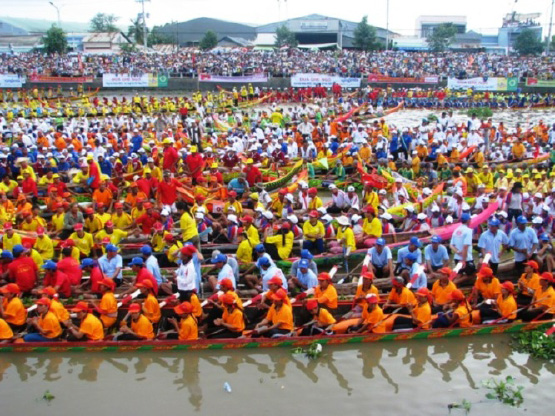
top-left (158, 178), bottom-right (180, 205)
top-left (8, 256), bottom-right (38, 292)
top-left (136, 267), bottom-right (158, 295)
top-left (48, 181), bottom-right (67, 198)
top-left (43, 270), bottom-right (71, 298)
top-left (136, 212), bottom-right (162, 234)
top-left (163, 146), bottom-right (179, 172)
top-left (57, 256), bottom-right (83, 285)
top-left (243, 166), bottom-right (262, 186)
top-left (90, 266), bottom-right (104, 294)
top-left (186, 154), bottom-right (205, 179)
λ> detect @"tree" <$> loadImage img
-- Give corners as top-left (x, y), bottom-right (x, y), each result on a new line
top-left (42, 25), bottom-right (67, 54)
top-left (128, 17), bottom-right (145, 45)
top-left (90, 13), bottom-right (119, 32)
top-left (148, 28), bottom-right (174, 47)
top-left (514, 29), bottom-right (544, 55)
top-left (426, 23), bottom-right (457, 52)
top-left (275, 25), bottom-right (298, 48)
top-left (353, 16), bottom-right (379, 51)
top-left (199, 30), bottom-right (218, 50)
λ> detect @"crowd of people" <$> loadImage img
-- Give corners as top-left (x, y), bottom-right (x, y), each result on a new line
top-left (1, 50), bottom-right (554, 80)
top-left (0, 83), bottom-right (554, 345)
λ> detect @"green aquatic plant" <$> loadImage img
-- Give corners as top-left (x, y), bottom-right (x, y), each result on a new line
top-left (447, 399), bottom-right (472, 415)
top-left (512, 329), bottom-right (555, 361)
top-left (466, 107), bottom-right (493, 119)
top-left (482, 376), bottom-right (524, 407)
top-left (291, 342), bottom-right (323, 359)
top-left (42, 390), bottom-right (55, 402)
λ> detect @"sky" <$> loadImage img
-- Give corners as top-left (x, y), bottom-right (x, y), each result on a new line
top-left (1, 0), bottom-right (553, 36)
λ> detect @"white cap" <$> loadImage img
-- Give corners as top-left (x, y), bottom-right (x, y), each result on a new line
top-left (431, 205), bottom-right (440, 213)
top-left (542, 204), bottom-right (550, 211)
top-left (395, 178), bottom-right (403, 183)
top-left (195, 212), bottom-right (205, 220)
top-left (497, 211), bottom-right (508, 218)
top-left (422, 188), bottom-right (432, 195)
top-left (379, 189), bottom-right (387, 195)
top-left (298, 180), bottom-right (308, 189)
top-left (445, 215), bottom-right (454, 224)
top-left (196, 207), bottom-right (206, 214)
top-left (462, 202), bottom-right (470, 211)
top-left (287, 214), bottom-right (298, 224)
top-left (455, 189), bottom-right (464, 197)
top-left (262, 211), bottom-right (273, 219)
top-left (380, 212), bottom-right (393, 220)
top-left (532, 217), bottom-right (543, 224)
top-left (328, 184), bottom-right (337, 190)
top-left (351, 214), bottom-right (362, 223)
top-left (317, 207), bottom-right (327, 214)
top-left (405, 206), bottom-right (415, 212)
top-left (322, 214), bottom-right (333, 222)
top-left (523, 192), bottom-right (530, 199)
top-left (254, 206), bottom-right (265, 213)
top-left (417, 213), bottom-right (427, 220)
top-left (227, 214), bottom-right (238, 223)
top-left (285, 193), bottom-right (294, 202)
top-left (347, 186), bottom-right (355, 192)
top-left (337, 216), bottom-right (350, 226)
top-left (534, 192), bottom-right (543, 199)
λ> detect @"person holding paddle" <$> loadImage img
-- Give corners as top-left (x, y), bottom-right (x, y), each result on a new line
top-left (314, 272), bottom-right (338, 311)
top-left (115, 303), bottom-right (154, 341)
top-left (432, 289), bottom-right (473, 328)
top-left (210, 293), bottom-right (245, 339)
top-left (516, 260), bottom-right (541, 305)
top-left (392, 287), bottom-right (433, 330)
top-left (23, 297), bottom-right (62, 342)
top-left (65, 301), bottom-right (104, 341)
top-left (431, 267), bottom-right (458, 313)
top-left (253, 289), bottom-right (293, 338)
top-left (300, 299), bottom-right (336, 336)
top-left (383, 276), bottom-right (416, 314)
top-left (0, 283), bottom-right (26, 332)
top-left (163, 301), bottom-right (198, 341)
top-left (518, 272), bottom-right (555, 321)
top-left (347, 294), bottom-right (387, 334)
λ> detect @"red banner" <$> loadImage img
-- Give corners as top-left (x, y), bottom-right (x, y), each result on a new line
top-left (29, 74), bottom-right (94, 83)
top-left (367, 74), bottom-right (439, 84)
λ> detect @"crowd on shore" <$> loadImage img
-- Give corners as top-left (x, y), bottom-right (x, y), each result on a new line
top-left (0, 85), bottom-right (553, 344)
top-left (1, 50), bottom-right (554, 80)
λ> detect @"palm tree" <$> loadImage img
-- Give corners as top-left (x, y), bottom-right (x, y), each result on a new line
top-left (128, 17), bottom-right (144, 45)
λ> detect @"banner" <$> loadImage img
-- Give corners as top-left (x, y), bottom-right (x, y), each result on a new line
top-left (102, 74), bottom-right (168, 87)
top-left (447, 77), bottom-right (518, 92)
top-left (367, 74), bottom-right (439, 84)
top-left (525, 78), bottom-right (555, 88)
top-left (29, 74), bottom-right (94, 83)
top-left (291, 73), bottom-right (361, 88)
top-left (0, 74), bottom-right (24, 88)
top-left (198, 73), bottom-right (268, 83)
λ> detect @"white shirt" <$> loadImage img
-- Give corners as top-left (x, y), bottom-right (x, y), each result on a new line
top-left (176, 259), bottom-right (196, 291)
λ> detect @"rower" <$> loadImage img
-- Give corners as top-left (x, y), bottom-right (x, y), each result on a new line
top-left (477, 218), bottom-right (508, 274)
top-left (289, 249), bottom-right (318, 282)
top-left (257, 256), bottom-right (287, 292)
top-left (135, 281), bottom-right (161, 325)
top-left (517, 260), bottom-right (541, 305)
top-left (210, 293), bottom-right (245, 339)
top-left (39, 286), bottom-right (69, 323)
top-left (367, 238), bottom-right (394, 280)
top-left (471, 266), bottom-right (501, 319)
top-left (383, 276), bottom-right (416, 314)
top-left (23, 297), bottom-right (63, 342)
top-left (288, 258), bottom-right (318, 292)
top-left (0, 316), bottom-right (13, 343)
top-left (347, 294), bottom-right (386, 334)
top-left (431, 267), bottom-right (458, 313)
top-left (392, 287), bottom-right (433, 330)
top-left (314, 272), bottom-right (338, 311)
top-left (518, 272), bottom-right (555, 321)
top-left (209, 253), bottom-right (236, 291)
top-left (0, 283), bottom-right (27, 332)
top-left (79, 258), bottom-right (104, 299)
top-left (253, 289), bottom-right (294, 338)
top-left (481, 281), bottom-right (517, 323)
top-left (432, 289), bottom-right (472, 328)
top-left (403, 252), bottom-right (427, 290)
top-left (302, 210), bottom-right (325, 254)
top-left (164, 301), bottom-right (198, 341)
top-left (115, 303), bottom-right (154, 341)
top-left (395, 237), bottom-right (422, 275)
top-left (40, 260), bottom-right (72, 299)
top-left (300, 299), bottom-right (336, 336)
top-left (95, 278), bottom-right (118, 329)
top-left (127, 257), bottom-right (158, 295)
top-left (65, 301), bottom-right (105, 341)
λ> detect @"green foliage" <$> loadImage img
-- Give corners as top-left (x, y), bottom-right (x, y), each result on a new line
top-left (514, 29), bottom-right (544, 55)
top-left (512, 329), bottom-right (555, 360)
top-left (467, 107), bottom-right (493, 119)
top-left (42, 390), bottom-right (55, 402)
top-left (292, 342), bottom-right (323, 359)
top-left (148, 28), bottom-right (174, 46)
top-left (427, 113), bottom-right (438, 122)
top-left (275, 25), bottom-right (298, 48)
top-left (353, 16), bottom-right (379, 52)
top-left (482, 376), bottom-right (524, 407)
top-left (120, 43), bottom-right (139, 53)
top-left (90, 13), bottom-right (120, 33)
top-left (199, 30), bottom-right (218, 50)
top-left (42, 25), bottom-right (67, 54)
top-left (426, 23), bottom-right (457, 52)
top-left (128, 16), bottom-right (145, 45)
top-left (447, 399), bottom-right (472, 415)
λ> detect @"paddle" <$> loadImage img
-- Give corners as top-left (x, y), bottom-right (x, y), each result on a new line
top-left (158, 293), bottom-right (178, 309)
top-left (292, 265), bottom-right (339, 304)
top-left (117, 289), bottom-right (141, 308)
top-left (201, 291), bottom-right (223, 307)
top-left (449, 262), bottom-right (464, 281)
top-left (545, 325), bottom-right (555, 336)
top-left (406, 264), bottom-right (426, 290)
top-left (358, 306), bottom-right (402, 334)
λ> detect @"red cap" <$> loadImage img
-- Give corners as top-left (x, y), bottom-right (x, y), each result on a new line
top-left (85, 208), bottom-right (94, 215)
top-left (317, 272), bottom-right (331, 281)
top-left (164, 233), bottom-right (174, 242)
top-left (540, 272), bottom-right (554, 283)
top-left (268, 276), bottom-right (283, 286)
top-left (153, 222), bottom-right (164, 231)
top-left (237, 227), bottom-right (244, 234)
top-left (308, 187), bottom-right (318, 195)
top-left (525, 260), bottom-right (539, 271)
top-left (39, 286), bottom-right (57, 296)
top-left (128, 303), bottom-right (141, 313)
top-left (219, 278), bottom-right (234, 289)
top-left (143, 202), bottom-right (153, 209)
top-left (228, 191), bottom-right (237, 197)
top-left (36, 226), bottom-right (45, 236)
top-left (362, 272), bottom-right (375, 280)
top-left (35, 297), bottom-right (51, 307)
top-left (477, 266), bottom-right (493, 278)
top-left (71, 301), bottom-right (90, 313)
top-left (136, 279), bottom-right (153, 289)
top-left (180, 245), bottom-right (197, 256)
top-left (306, 299), bottom-right (318, 310)
top-left (63, 239), bottom-right (75, 247)
top-left (309, 210), bottom-right (319, 218)
top-left (97, 202), bottom-right (104, 208)
top-left (220, 293), bottom-right (236, 305)
top-left (278, 189), bottom-right (288, 195)
top-left (501, 281), bottom-right (515, 293)
top-left (366, 294), bottom-right (378, 304)
top-left (364, 206), bottom-right (376, 214)
top-left (101, 237), bottom-right (111, 244)
top-left (73, 223), bottom-right (83, 231)
top-left (438, 267), bottom-right (452, 275)
top-left (281, 222), bottom-right (291, 230)
top-left (114, 202), bottom-right (123, 209)
top-left (195, 194), bottom-right (206, 201)
top-left (448, 289), bottom-right (466, 302)
top-left (3, 222), bottom-right (12, 230)
top-left (271, 288), bottom-right (288, 301)
top-left (241, 215), bottom-right (253, 223)
top-left (22, 211), bottom-right (31, 218)
top-left (0, 283), bottom-right (20, 294)
top-left (174, 301), bottom-right (193, 315)
top-left (105, 221), bottom-right (114, 227)
top-left (98, 278), bottom-right (116, 291)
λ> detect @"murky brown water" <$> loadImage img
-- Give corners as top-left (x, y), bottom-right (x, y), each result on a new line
top-left (0, 335), bottom-right (552, 416)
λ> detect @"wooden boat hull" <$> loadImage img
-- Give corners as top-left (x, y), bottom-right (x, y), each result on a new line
top-left (259, 160), bottom-right (303, 192)
top-left (2, 320), bottom-right (551, 354)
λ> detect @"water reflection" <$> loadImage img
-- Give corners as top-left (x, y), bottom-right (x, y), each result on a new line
top-left (0, 336), bottom-right (553, 412)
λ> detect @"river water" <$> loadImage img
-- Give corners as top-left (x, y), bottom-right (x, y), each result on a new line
top-left (0, 335), bottom-right (552, 416)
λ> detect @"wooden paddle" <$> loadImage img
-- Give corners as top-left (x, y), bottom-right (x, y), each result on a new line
top-left (406, 264), bottom-right (426, 290)
top-left (117, 289), bottom-right (141, 308)
top-left (201, 290), bottom-right (223, 307)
